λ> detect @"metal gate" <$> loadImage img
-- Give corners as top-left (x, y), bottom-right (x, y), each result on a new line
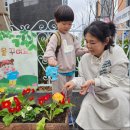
top-left (9, 19), bottom-right (130, 90)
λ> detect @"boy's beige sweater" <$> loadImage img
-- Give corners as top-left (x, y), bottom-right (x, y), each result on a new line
top-left (43, 32), bottom-right (86, 73)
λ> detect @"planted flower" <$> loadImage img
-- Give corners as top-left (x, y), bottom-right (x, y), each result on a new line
top-left (0, 88), bottom-right (74, 130)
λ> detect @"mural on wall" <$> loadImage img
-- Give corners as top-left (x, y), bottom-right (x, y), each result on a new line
top-left (0, 31), bottom-right (38, 94)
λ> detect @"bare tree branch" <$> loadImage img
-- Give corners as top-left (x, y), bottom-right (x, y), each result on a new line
top-left (114, 0), bottom-right (123, 14)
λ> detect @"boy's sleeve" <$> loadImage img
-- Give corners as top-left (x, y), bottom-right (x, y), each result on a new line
top-left (43, 34), bottom-right (58, 61)
top-left (72, 60), bottom-right (86, 89)
top-left (74, 38), bottom-right (87, 56)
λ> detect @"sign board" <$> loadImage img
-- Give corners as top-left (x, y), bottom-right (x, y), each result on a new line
top-left (0, 31), bottom-right (38, 94)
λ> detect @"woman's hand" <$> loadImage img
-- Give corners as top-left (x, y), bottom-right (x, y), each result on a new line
top-left (63, 81), bottom-right (75, 91)
top-left (79, 79), bottom-right (95, 95)
top-left (48, 57), bottom-right (57, 66)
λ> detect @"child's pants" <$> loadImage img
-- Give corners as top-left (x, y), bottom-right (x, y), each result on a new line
top-left (52, 74), bottom-right (74, 98)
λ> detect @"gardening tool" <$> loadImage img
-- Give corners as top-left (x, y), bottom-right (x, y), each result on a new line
top-left (45, 65), bottom-right (58, 81)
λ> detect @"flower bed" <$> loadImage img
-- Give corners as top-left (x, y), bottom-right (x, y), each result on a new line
top-left (0, 88), bottom-right (73, 130)
top-left (0, 112), bottom-right (69, 130)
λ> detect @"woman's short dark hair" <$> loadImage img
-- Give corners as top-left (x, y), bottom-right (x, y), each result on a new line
top-left (84, 21), bottom-right (116, 50)
top-left (54, 5), bottom-right (74, 22)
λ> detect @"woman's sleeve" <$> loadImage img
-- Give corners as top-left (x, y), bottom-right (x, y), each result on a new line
top-left (95, 63), bottom-right (129, 88)
top-left (72, 60), bottom-right (86, 88)
top-left (94, 47), bottom-right (129, 89)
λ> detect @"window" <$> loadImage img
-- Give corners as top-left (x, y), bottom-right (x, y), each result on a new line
top-left (5, 2), bottom-right (8, 6)
top-left (23, 0), bottom-right (39, 7)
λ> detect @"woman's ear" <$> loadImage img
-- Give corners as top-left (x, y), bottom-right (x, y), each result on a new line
top-left (105, 37), bottom-right (109, 45)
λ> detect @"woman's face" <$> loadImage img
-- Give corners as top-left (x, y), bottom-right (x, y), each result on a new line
top-left (85, 33), bottom-right (107, 57)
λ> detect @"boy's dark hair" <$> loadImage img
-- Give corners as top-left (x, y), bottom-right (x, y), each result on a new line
top-left (84, 21), bottom-right (116, 50)
top-left (54, 5), bottom-right (74, 22)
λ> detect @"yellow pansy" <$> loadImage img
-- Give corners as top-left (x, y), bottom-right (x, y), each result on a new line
top-left (52, 92), bottom-right (64, 103)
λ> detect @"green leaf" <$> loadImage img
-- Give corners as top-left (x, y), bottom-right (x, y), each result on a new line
top-left (13, 111), bottom-right (21, 117)
top-left (16, 35), bottom-right (22, 38)
top-left (22, 35), bottom-right (26, 41)
top-left (0, 94), bottom-right (7, 104)
top-left (12, 39), bottom-right (20, 47)
top-left (36, 117), bottom-right (46, 130)
top-left (50, 102), bottom-right (57, 110)
top-left (20, 30), bottom-right (28, 34)
top-left (34, 107), bottom-right (41, 114)
top-left (0, 109), bottom-right (9, 116)
top-left (28, 44), bottom-right (36, 51)
top-left (25, 41), bottom-right (30, 47)
top-left (27, 35), bottom-right (32, 40)
top-left (21, 41), bottom-right (25, 45)
top-left (33, 45), bottom-right (37, 51)
top-left (42, 108), bottom-right (49, 117)
top-left (3, 114), bottom-right (14, 126)
top-left (62, 103), bottom-right (74, 109)
top-left (52, 108), bottom-right (63, 119)
top-left (31, 32), bottom-right (37, 37)
top-left (28, 100), bottom-right (35, 105)
top-left (0, 36), bottom-right (3, 40)
top-left (21, 40), bottom-right (29, 46)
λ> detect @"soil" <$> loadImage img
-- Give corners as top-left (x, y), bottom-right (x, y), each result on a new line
top-left (0, 109), bottom-right (66, 124)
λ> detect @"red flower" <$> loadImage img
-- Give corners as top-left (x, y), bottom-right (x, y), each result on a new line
top-left (1, 100), bottom-right (11, 109)
top-left (44, 94), bottom-right (51, 101)
top-left (38, 98), bottom-right (44, 105)
top-left (8, 107), bottom-right (16, 113)
top-left (0, 105), bottom-right (2, 110)
top-left (61, 92), bottom-right (65, 98)
top-left (38, 96), bottom-right (44, 100)
top-left (15, 105), bottom-right (21, 112)
top-left (22, 88), bottom-right (34, 95)
top-left (46, 94), bottom-right (51, 98)
top-left (67, 98), bottom-right (70, 103)
top-left (31, 89), bottom-right (35, 93)
top-left (60, 99), bottom-right (65, 104)
top-left (22, 89), bottom-right (26, 95)
top-left (60, 92), bottom-right (66, 104)
top-left (28, 96), bottom-right (34, 101)
top-left (14, 97), bottom-right (21, 105)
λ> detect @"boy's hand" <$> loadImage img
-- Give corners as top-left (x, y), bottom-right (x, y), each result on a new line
top-left (48, 57), bottom-right (57, 66)
top-left (63, 81), bottom-right (75, 91)
top-left (79, 80), bottom-right (95, 95)
top-left (83, 47), bottom-right (89, 53)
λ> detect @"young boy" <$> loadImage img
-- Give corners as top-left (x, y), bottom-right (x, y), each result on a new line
top-left (44, 5), bottom-right (87, 97)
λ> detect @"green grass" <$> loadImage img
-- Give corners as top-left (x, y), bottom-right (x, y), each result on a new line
top-left (0, 75), bottom-right (38, 94)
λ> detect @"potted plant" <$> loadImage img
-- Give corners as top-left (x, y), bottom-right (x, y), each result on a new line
top-left (0, 88), bottom-right (74, 130)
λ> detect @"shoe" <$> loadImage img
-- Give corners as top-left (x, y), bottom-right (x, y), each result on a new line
top-left (68, 113), bottom-right (75, 126)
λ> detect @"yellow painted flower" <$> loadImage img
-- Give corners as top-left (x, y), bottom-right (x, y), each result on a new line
top-left (0, 88), bottom-right (5, 93)
top-left (52, 92), bottom-right (64, 103)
